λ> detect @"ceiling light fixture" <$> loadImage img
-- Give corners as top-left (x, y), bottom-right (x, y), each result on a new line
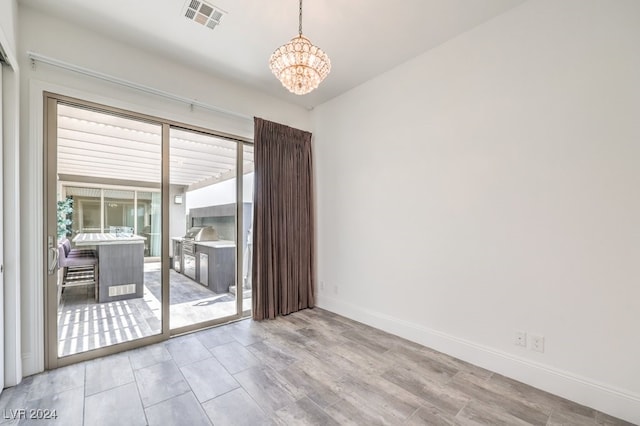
top-left (269, 0), bottom-right (331, 95)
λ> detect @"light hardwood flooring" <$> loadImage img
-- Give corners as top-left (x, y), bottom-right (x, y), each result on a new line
top-left (1, 308), bottom-right (633, 425)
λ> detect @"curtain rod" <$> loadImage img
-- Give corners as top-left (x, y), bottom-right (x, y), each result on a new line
top-left (27, 51), bottom-right (252, 122)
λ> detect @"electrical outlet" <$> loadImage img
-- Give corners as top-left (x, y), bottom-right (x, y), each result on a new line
top-left (531, 335), bottom-right (545, 352)
top-left (333, 284), bottom-right (338, 295)
top-left (515, 330), bottom-right (527, 347)
top-left (319, 281), bottom-right (325, 291)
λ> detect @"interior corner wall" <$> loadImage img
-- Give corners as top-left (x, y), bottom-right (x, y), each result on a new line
top-left (17, 5), bottom-right (311, 378)
top-left (312, 0), bottom-right (640, 423)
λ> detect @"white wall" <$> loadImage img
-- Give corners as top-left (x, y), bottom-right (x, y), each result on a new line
top-left (0, 0), bottom-right (17, 53)
top-left (312, 0), bottom-right (640, 422)
top-left (186, 173), bottom-right (254, 210)
top-left (17, 5), bottom-right (310, 377)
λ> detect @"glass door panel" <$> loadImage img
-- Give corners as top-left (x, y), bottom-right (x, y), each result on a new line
top-left (66, 187), bottom-right (101, 233)
top-left (169, 127), bottom-right (238, 331)
top-left (51, 101), bottom-right (164, 359)
top-left (104, 189), bottom-right (135, 233)
top-left (137, 191), bottom-right (161, 258)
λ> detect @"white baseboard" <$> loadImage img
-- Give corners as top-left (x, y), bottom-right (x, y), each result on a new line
top-left (316, 295), bottom-right (640, 425)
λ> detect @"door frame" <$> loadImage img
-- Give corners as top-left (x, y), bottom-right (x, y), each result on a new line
top-left (0, 41), bottom-right (20, 387)
top-left (44, 93), bottom-right (171, 368)
top-left (0, 60), bottom-right (5, 392)
top-left (44, 92), bottom-right (251, 368)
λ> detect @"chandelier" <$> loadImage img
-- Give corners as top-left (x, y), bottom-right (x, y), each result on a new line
top-left (269, 0), bottom-right (331, 95)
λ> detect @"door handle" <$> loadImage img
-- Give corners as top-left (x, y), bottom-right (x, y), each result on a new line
top-left (48, 247), bottom-right (59, 275)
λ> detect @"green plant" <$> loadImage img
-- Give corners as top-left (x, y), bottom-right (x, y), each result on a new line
top-left (57, 198), bottom-right (74, 239)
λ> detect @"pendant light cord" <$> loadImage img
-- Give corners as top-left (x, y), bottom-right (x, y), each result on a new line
top-left (299, 0), bottom-right (303, 36)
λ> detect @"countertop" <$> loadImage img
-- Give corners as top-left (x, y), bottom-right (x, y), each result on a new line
top-left (171, 237), bottom-right (235, 248)
top-left (194, 240), bottom-right (235, 248)
top-left (73, 233), bottom-right (146, 246)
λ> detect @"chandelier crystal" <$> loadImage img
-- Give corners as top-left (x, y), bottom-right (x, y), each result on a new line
top-left (269, 0), bottom-right (331, 95)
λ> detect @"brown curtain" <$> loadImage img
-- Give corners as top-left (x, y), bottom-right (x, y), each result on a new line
top-left (252, 117), bottom-right (315, 320)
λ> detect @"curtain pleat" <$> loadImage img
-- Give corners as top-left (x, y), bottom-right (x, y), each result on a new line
top-left (252, 117), bottom-right (315, 320)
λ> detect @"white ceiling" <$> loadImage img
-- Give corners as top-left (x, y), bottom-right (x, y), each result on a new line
top-left (19, 0), bottom-right (525, 109)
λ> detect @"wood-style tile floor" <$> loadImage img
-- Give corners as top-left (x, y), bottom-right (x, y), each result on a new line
top-left (0, 308), bottom-right (633, 425)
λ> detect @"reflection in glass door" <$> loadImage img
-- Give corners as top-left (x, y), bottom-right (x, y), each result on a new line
top-left (46, 98), bottom-right (164, 362)
top-left (169, 127), bottom-right (254, 331)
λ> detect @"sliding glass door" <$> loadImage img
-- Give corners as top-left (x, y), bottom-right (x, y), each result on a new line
top-left (45, 97), bottom-right (165, 366)
top-left (44, 93), bottom-right (251, 367)
top-left (168, 127), bottom-right (241, 332)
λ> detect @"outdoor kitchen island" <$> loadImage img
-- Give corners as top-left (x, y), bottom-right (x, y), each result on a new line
top-left (73, 232), bottom-right (146, 303)
top-left (194, 240), bottom-right (235, 294)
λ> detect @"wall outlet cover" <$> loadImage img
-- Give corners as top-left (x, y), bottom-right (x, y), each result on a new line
top-left (531, 334), bottom-right (545, 352)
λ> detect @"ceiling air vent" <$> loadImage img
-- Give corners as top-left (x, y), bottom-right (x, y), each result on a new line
top-left (183, 0), bottom-right (227, 30)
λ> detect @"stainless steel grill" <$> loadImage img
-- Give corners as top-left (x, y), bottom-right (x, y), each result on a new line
top-left (181, 226), bottom-right (218, 280)
top-left (184, 226), bottom-right (219, 242)
top-left (183, 241), bottom-right (195, 256)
